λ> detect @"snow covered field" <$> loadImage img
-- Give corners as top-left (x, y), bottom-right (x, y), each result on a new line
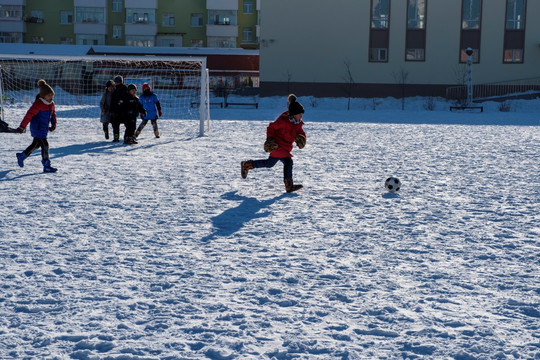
top-left (0, 96), bottom-right (539, 359)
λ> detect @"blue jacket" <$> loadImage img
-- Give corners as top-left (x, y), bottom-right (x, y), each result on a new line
top-left (19, 97), bottom-right (57, 139)
top-left (140, 90), bottom-right (161, 120)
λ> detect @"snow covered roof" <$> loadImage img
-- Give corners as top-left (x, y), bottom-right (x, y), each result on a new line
top-left (0, 43), bottom-right (258, 57)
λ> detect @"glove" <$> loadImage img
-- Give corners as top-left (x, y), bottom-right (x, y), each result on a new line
top-left (158, 110), bottom-right (162, 117)
top-left (15, 126), bottom-right (25, 134)
top-left (49, 123), bottom-right (56, 132)
top-left (295, 134), bottom-right (306, 149)
top-left (264, 137), bottom-right (278, 153)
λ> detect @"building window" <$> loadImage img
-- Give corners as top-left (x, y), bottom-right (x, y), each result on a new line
top-left (76, 34), bottom-right (105, 45)
top-left (191, 39), bottom-right (203, 47)
top-left (506, 0), bottom-right (525, 29)
top-left (30, 10), bottom-right (43, 20)
top-left (60, 37), bottom-right (74, 44)
top-left (126, 35), bottom-right (154, 47)
top-left (243, 0), bottom-right (254, 14)
top-left (369, 0), bottom-right (390, 62)
top-left (462, 0), bottom-right (481, 29)
top-left (460, 0), bottom-right (482, 63)
top-left (406, 0), bottom-right (426, 61)
top-left (207, 36), bottom-right (236, 48)
top-left (162, 13), bottom-right (175, 26)
top-left (31, 36), bottom-right (44, 44)
top-left (503, 0), bottom-right (526, 63)
top-left (0, 32), bottom-right (22, 43)
top-left (112, 0), bottom-right (122, 13)
top-left (113, 25), bottom-right (122, 39)
top-left (0, 5), bottom-right (22, 19)
top-left (75, 7), bottom-right (105, 24)
top-left (191, 13), bottom-right (203, 27)
top-left (126, 9), bottom-right (155, 24)
top-left (242, 27), bottom-right (253, 42)
top-left (371, 0), bottom-right (389, 29)
top-left (209, 10), bottom-right (237, 25)
top-left (60, 11), bottom-right (73, 25)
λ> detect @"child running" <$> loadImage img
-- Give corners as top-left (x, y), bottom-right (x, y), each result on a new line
top-left (240, 94), bottom-right (306, 193)
top-left (135, 83), bottom-right (162, 139)
top-left (15, 79), bottom-right (58, 173)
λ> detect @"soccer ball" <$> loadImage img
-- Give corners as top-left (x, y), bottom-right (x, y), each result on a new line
top-left (384, 177), bottom-right (401, 193)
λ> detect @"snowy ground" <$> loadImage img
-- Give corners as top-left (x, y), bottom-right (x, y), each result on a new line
top-left (0, 96), bottom-right (539, 359)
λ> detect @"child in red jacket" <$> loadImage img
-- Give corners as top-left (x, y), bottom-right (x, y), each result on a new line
top-left (241, 94), bottom-right (306, 192)
top-left (15, 79), bottom-right (58, 173)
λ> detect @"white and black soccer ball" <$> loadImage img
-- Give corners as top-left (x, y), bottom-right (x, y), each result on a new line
top-left (384, 177), bottom-right (401, 193)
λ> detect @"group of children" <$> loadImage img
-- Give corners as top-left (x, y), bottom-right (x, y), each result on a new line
top-left (14, 78), bottom-right (306, 193)
top-left (100, 75), bottom-right (162, 144)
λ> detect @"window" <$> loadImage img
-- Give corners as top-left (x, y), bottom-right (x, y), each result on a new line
top-left (60, 37), bottom-right (74, 44)
top-left (506, 0), bottom-right (525, 29)
top-left (207, 36), bottom-right (236, 48)
top-left (31, 36), bottom-right (44, 44)
top-left (191, 13), bottom-right (203, 27)
top-left (369, 0), bottom-right (390, 62)
top-left (406, 0), bottom-right (426, 61)
top-left (126, 35), bottom-right (154, 47)
top-left (75, 7), bottom-right (105, 24)
top-left (242, 27), bottom-right (253, 42)
top-left (112, 0), bottom-right (122, 13)
top-left (371, 0), bottom-right (389, 29)
top-left (370, 48), bottom-right (387, 62)
top-left (460, 0), bottom-right (482, 63)
top-left (209, 10), bottom-right (237, 25)
top-left (0, 32), bottom-right (22, 43)
top-left (126, 9), bottom-right (155, 24)
top-left (76, 34), bottom-right (105, 45)
top-left (60, 11), bottom-right (73, 25)
top-left (407, 0), bottom-right (425, 29)
top-left (462, 0), bottom-right (481, 29)
top-left (113, 25), bottom-right (122, 39)
top-left (191, 39), bottom-right (203, 47)
top-left (503, 0), bottom-right (526, 63)
top-left (243, 0), bottom-right (254, 14)
top-left (0, 5), bottom-right (22, 19)
top-left (162, 13), bottom-right (175, 26)
top-left (30, 10), bottom-right (43, 20)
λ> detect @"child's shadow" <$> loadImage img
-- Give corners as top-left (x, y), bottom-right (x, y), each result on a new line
top-left (200, 190), bottom-right (291, 242)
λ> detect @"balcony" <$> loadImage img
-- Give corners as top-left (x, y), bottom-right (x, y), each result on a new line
top-left (206, 24), bottom-right (238, 37)
top-left (0, 20), bottom-right (25, 33)
top-left (207, 0), bottom-right (237, 10)
top-left (125, 23), bottom-right (157, 36)
top-left (126, 0), bottom-right (157, 8)
top-left (23, 16), bottom-right (43, 23)
top-left (74, 0), bottom-right (106, 6)
top-left (2, 0), bottom-right (25, 4)
top-left (74, 22), bottom-right (107, 35)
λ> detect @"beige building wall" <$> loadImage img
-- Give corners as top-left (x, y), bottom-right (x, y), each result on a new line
top-left (260, 0), bottom-right (540, 97)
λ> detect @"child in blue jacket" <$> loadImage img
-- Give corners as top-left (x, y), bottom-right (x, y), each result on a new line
top-left (135, 83), bottom-right (162, 139)
top-left (15, 79), bottom-right (58, 173)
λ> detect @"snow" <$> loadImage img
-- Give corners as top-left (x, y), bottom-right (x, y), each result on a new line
top-left (1, 95), bottom-right (539, 359)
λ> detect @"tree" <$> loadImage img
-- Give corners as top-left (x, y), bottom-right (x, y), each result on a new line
top-left (343, 60), bottom-right (355, 111)
top-left (392, 68), bottom-right (409, 110)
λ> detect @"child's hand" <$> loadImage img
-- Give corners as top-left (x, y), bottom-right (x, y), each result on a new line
top-left (158, 110), bottom-right (162, 117)
top-left (264, 137), bottom-right (278, 153)
top-left (295, 134), bottom-right (306, 149)
top-left (49, 123), bottom-right (56, 132)
top-left (15, 126), bottom-right (25, 134)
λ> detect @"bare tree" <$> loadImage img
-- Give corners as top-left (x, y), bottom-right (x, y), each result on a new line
top-left (392, 68), bottom-right (409, 110)
top-left (343, 60), bottom-right (355, 111)
top-left (284, 70), bottom-right (292, 95)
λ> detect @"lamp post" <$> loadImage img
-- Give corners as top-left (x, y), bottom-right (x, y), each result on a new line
top-left (465, 47), bottom-right (474, 106)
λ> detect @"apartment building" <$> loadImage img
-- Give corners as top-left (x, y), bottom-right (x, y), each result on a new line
top-left (0, 0), bottom-right (260, 49)
top-left (259, 0), bottom-right (540, 98)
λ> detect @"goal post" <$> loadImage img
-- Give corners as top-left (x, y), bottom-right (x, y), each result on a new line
top-left (0, 54), bottom-right (210, 136)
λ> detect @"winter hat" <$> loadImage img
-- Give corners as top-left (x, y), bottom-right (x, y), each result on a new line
top-left (127, 83), bottom-right (137, 91)
top-left (142, 83), bottom-right (151, 92)
top-left (287, 94), bottom-right (304, 116)
top-left (113, 75), bottom-right (124, 84)
top-left (37, 79), bottom-right (54, 98)
top-left (105, 80), bottom-right (114, 88)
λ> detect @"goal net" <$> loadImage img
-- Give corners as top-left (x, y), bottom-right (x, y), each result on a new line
top-left (0, 55), bottom-right (210, 136)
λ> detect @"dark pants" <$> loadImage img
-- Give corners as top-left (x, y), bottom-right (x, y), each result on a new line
top-left (111, 113), bottom-right (136, 139)
top-left (24, 137), bottom-right (49, 161)
top-left (253, 156), bottom-right (293, 179)
top-left (137, 118), bottom-right (158, 132)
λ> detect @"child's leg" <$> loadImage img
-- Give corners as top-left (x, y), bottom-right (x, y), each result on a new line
top-left (23, 137), bottom-right (42, 156)
top-left (38, 138), bottom-right (50, 161)
top-left (253, 156), bottom-right (280, 169)
top-left (137, 119), bottom-right (148, 132)
top-left (151, 119), bottom-right (159, 137)
top-left (280, 157), bottom-right (293, 179)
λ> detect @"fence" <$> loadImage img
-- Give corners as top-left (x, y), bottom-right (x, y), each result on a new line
top-left (446, 77), bottom-right (540, 102)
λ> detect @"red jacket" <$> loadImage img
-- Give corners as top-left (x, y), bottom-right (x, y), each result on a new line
top-left (267, 111), bottom-right (306, 158)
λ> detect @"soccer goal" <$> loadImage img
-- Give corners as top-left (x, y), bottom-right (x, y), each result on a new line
top-left (0, 54), bottom-right (210, 136)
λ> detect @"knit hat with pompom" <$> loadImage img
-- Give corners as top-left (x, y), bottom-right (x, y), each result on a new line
top-left (287, 94), bottom-right (304, 116)
top-left (37, 79), bottom-right (54, 98)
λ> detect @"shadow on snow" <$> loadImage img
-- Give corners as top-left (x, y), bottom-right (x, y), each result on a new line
top-left (200, 190), bottom-right (293, 242)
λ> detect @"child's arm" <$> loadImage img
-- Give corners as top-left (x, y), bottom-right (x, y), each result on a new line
top-left (17, 102), bottom-right (40, 131)
top-left (155, 95), bottom-right (162, 117)
top-left (49, 103), bottom-right (57, 131)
